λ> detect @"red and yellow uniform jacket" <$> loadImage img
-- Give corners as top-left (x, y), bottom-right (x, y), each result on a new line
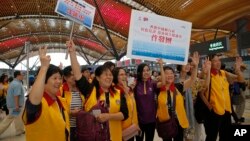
top-left (157, 86), bottom-right (189, 128)
top-left (23, 93), bottom-right (70, 141)
top-left (85, 87), bottom-right (123, 141)
top-left (206, 70), bottom-right (231, 115)
top-left (59, 83), bottom-right (85, 112)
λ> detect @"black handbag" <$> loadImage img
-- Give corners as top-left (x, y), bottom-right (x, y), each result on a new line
top-left (156, 89), bottom-right (178, 139)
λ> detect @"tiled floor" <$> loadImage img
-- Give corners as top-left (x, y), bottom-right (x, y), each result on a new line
top-left (0, 90), bottom-right (249, 141)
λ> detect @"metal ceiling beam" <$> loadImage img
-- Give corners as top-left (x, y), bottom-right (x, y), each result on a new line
top-left (0, 21), bottom-right (12, 30)
top-left (0, 58), bottom-right (12, 68)
top-left (13, 46), bottom-right (25, 68)
top-left (30, 57), bottom-right (39, 71)
top-left (86, 28), bottom-right (115, 56)
top-left (118, 51), bottom-right (127, 60)
top-left (75, 39), bottom-right (92, 65)
top-left (78, 52), bottom-right (91, 65)
top-left (93, 0), bottom-right (119, 60)
top-left (93, 51), bottom-right (110, 65)
top-left (214, 28), bottom-right (218, 40)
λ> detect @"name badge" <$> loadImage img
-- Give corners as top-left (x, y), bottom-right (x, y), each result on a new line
top-left (116, 100), bottom-right (121, 105)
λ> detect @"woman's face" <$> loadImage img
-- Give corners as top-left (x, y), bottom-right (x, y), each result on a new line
top-left (211, 56), bottom-right (221, 70)
top-left (142, 66), bottom-right (150, 81)
top-left (165, 69), bottom-right (175, 84)
top-left (97, 69), bottom-right (113, 90)
top-left (181, 63), bottom-right (191, 73)
top-left (118, 69), bottom-right (127, 85)
top-left (4, 76), bottom-right (8, 83)
top-left (45, 72), bottom-right (62, 95)
top-left (64, 71), bottom-right (76, 86)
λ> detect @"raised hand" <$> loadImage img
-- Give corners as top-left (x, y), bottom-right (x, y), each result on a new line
top-left (235, 56), bottom-right (243, 71)
top-left (66, 40), bottom-right (76, 52)
top-left (39, 46), bottom-right (50, 69)
top-left (191, 51), bottom-right (200, 67)
top-left (156, 58), bottom-right (164, 66)
top-left (202, 57), bottom-right (211, 74)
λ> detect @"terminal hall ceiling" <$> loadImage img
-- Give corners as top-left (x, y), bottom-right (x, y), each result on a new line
top-left (0, 0), bottom-right (250, 67)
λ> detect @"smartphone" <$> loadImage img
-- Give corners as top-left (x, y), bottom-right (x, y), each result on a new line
top-left (128, 77), bottom-right (135, 86)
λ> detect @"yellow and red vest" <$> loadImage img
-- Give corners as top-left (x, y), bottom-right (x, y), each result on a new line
top-left (23, 95), bottom-right (70, 141)
top-left (59, 83), bottom-right (85, 112)
top-left (157, 88), bottom-right (189, 128)
top-left (206, 70), bottom-right (231, 115)
top-left (122, 92), bottom-right (138, 130)
top-left (0, 83), bottom-right (8, 97)
top-left (85, 87), bottom-right (122, 141)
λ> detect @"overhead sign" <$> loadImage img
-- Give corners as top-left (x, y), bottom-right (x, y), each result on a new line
top-left (55, 0), bottom-right (96, 29)
top-left (127, 10), bottom-right (192, 65)
top-left (190, 36), bottom-right (230, 55)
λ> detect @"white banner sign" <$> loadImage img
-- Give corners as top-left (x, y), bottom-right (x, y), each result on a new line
top-left (55, 0), bottom-right (96, 29)
top-left (127, 10), bottom-right (192, 65)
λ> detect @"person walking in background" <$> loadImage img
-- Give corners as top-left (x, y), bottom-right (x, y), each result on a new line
top-left (134, 59), bottom-right (165, 141)
top-left (0, 71), bottom-right (25, 135)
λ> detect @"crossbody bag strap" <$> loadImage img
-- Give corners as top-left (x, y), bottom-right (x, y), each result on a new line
top-left (167, 89), bottom-right (176, 117)
top-left (208, 76), bottom-right (212, 102)
top-left (130, 94), bottom-right (134, 124)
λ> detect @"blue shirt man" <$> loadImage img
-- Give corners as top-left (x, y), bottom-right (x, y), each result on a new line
top-left (0, 71), bottom-right (25, 135)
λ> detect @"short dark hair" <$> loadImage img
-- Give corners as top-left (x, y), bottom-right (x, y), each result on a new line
top-left (103, 61), bottom-right (115, 70)
top-left (63, 66), bottom-right (72, 77)
top-left (0, 74), bottom-right (8, 83)
top-left (208, 54), bottom-right (220, 60)
top-left (163, 66), bottom-right (175, 73)
top-left (81, 66), bottom-right (91, 73)
top-left (36, 64), bottom-right (62, 84)
top-left (14, 71), bottom-right (21, 78)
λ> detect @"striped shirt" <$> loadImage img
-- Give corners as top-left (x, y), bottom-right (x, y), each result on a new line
top-left (70, 91), bottom-right (82, 127)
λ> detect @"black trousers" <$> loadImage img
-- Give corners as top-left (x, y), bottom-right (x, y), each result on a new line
top-left (204, 110), bottom-right (231, 141)
top-left (136, 122), bottom-right (156, 141)
top-left (70, 127), bottom-right (77, 141)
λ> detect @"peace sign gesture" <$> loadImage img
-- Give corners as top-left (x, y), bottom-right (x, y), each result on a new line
top-left (190, 51), bottom-right (200, 67)
top-left (39, 46), bottom-right (51, 69)
top-left (202, 57), bottom-right (211, 74)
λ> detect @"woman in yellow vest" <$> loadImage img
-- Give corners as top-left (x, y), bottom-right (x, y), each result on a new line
top-left (202, 54), bottom-right (245, 141)
top-left (113, 67), bottom-right (139, 141)
top-left (0, 74), bottom-right (9, 114)
top-left (67, 40), bottom-right (128, 141)
top-left (61, 66), bottom-right (85, 141)
top-left (156, 52), bottom-right (199, 141)
top-left (22, 46), bottom-right (70, 141)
